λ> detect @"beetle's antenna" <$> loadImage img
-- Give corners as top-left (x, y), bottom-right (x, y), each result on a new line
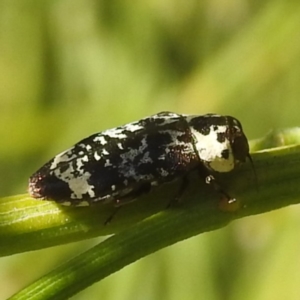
top-left (247, 154), bottom-right (258, 192)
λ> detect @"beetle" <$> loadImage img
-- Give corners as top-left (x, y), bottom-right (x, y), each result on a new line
top-left (29, 112), bottom-right (251, 208)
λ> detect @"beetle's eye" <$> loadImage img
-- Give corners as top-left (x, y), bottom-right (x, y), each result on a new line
top-left (232, 133), bottom-right (249, 163)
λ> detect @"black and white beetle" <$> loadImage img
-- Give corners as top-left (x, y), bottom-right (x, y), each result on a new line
top-left (29, 112), bottom-right (251, 208)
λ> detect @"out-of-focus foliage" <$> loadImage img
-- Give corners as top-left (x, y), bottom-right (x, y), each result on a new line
top-left (1, 1), bottom-right (300, 299)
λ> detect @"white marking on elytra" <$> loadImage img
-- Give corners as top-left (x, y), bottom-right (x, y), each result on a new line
top-left (94, 152), bottom-right (101, 161)
top-left (103, 128), bottom-right (127, 139)
top-left (75, 156), bottom-right (90, 172)
top-left (121, 164), bottom-right (153, 181)
top-left (123, 122), bottom-right (144, 132)
top-left (140, 151), bottom-right (153, 164)
top-left (190, 125), bottom-right (235, 172)
top-left (152, 112), bottom-right (181, 119)
top-left (50, 149), bottom-right (77, 170)
top-left (157, 147), bottom-right (171, 160)
top-left (93, 135), bottom-right (107, 145)
top-left (69, 176), bottom-right (95, 199)
top-left (160, 168), bottom-right (169, 177)
top-left (76, 159), bottom-right (85, 170)
top-left (151, 113), bottom-right (182, 126)
top-left (102, 149), bottom-right (109, 155)
top-left (82, 155), bottom-right (89, 162)
top-left (52, 160), bottom-right (95, 199)
top-left (120, 137), bottom-right (148, 162)
top-left (104, 159), bottom-right (112, 167)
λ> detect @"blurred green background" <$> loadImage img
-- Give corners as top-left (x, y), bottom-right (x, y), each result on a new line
top-left (1, 0), bottom-right (300, 299)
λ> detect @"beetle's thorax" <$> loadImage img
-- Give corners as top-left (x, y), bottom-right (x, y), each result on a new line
top-left (186, 115), bottom-right (248, 173)
top-left (191, 125), bottom-right (234, 172)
